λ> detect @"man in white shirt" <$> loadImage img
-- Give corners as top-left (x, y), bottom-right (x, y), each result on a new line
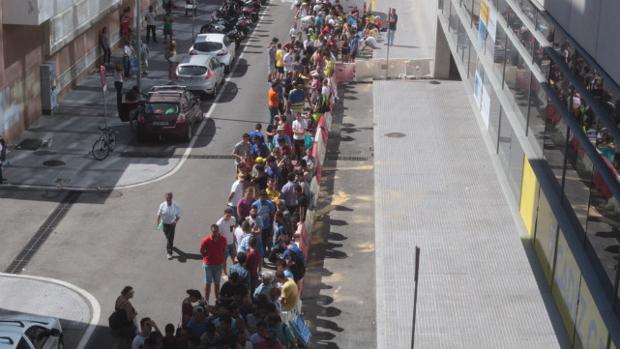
top-left (217, 207), bottom-right (237, 274)
top-left (145, 5), bottom-right (157, 43)
top-left (157, 192), bottom-right (181, 260)
top-left (283, 48), bottom-right (294, 77)
top-left (226, 174), bottom-right (248, 218)
top-left (232, 133), bottom-right (251, 169)
top-left (292, 112), bottom-right (307, 161)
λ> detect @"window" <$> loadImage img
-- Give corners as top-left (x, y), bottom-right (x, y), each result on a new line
top-left (527, 77), bottom-right (547, 145)
top-left (194, 42), bottom-right (223, 52)
top-left (17, 338), bottom-right (31, 349)
top-left (503, 37), bottom-right (531, 126)
top-left (498, 112), bottom-right (525, 199)
top-left (25, 326), bottom-right (49, 349)
top-left (177, 65), bottom-right (207, 76)
top-left (145, 103), bottom-right (179, 115)
top-left (492, 25), bottom-right (508, 79)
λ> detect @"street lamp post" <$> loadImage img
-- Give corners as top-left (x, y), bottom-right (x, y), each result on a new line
top-left (136, 0), bottom-right (142, 92)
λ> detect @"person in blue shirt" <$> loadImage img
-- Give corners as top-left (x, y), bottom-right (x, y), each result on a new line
top-left (265, 156), bottom-right (280, 179)
top-left (250, 136), bottom-right (270, 158)
top-left (272, 125), bottom-right (292, 148)
top-left (287, 83), bottom-right (306, 116)
top-left (252, 191), bottom-right (276, 253)
top-left (248, 123), bottom-right (265, 143)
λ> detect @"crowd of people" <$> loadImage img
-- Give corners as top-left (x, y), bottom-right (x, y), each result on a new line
top-left (104, 0), bottom-right (392, 348)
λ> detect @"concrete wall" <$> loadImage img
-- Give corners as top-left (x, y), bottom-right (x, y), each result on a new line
top-left (545, 0), bottom-right (620, 86)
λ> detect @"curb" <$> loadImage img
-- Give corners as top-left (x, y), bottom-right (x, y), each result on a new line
top-left (0, 272), bottom-right (101, 349)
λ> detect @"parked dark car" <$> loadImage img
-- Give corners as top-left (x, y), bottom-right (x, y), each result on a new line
top-left (134, 85), bottom-right (203, 142)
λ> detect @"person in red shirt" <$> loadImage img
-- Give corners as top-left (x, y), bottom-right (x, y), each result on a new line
top-left (246, 237), bottom-right (262, 292)
top-left (200, 224), bottom-right (228, 304)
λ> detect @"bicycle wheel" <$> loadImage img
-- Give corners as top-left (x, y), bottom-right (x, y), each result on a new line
top-left (107, 132), bottom-right (117, 151)
top-left (92, 138), bottom-right (109, 160)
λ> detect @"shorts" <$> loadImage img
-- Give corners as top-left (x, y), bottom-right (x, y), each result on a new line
top-left (163, 28), bottom-right (173, 36)
top-left (276, 66), bottom-right (284, 74)
top-left (203, 264), bottom-right (223, 284)
top-left (225, 243), bottom-right (236, 259)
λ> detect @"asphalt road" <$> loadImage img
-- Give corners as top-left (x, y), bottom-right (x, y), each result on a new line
top-left (0, 0), bottom-right (295, 347)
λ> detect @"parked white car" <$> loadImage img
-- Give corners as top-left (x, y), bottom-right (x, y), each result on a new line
top-left (189, 33), bottom-right (236, 73)
top-left (176, 54), bottom-right (225, 98)
top-left (0, 313), bottom-right (63, 349)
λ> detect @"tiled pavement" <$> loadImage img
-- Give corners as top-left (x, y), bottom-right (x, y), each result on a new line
top-left (373, 80), bottom-right (566, 348)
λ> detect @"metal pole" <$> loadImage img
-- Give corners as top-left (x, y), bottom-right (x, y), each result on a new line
top-left (103, 89), bottom-right (108, 129)
top-left (136, 0), bottom-right (142, 92)
top-left (385, 8), bottom-right (391, 80)
top-left (192, 1), bottom-right (196, 40)
top-left (411, 246), bottom-right (420, 349)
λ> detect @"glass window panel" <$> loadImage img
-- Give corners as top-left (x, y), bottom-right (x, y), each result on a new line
top-left (468, 38), bottom-right (478, 79)
top-left (498, 111), bottom-right (524, 199)
top-left (542, 103), bottom-right (568, 185)
top-left (472, 0), bottom-right (481, 28)
top-left (439, 0), bottom-right (444, 12)
top-left (493, 24), bottom-right (507, 80)
top-left (528, 77), bottom-right (547, 146)
top-left (457, 21), bottom-right (470, 64)
top-left (486, 71), bottom-right (502, 144)
top-left (449, 2), bottom-right (460, 39)
top-left (562, 130), bottom-right (592, 234)
top-left (503, 37), bottom-right (531, 126)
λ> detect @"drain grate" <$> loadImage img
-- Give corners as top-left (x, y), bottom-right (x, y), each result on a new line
top-left (385, 132), bottom-right (406, 138)
top-left (430, 80), bottom-right (441, 85)
top-left (326, 154), bottom-right (369, 161)
top-left (42, 159), bottom-right (65, 167)
top-left (15, 138), bottom-right (43, 151)
top-left (5, 191), bottom-right (81, 274)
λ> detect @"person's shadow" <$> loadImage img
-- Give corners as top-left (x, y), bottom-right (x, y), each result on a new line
top-left (172, 247), bottom-right (202, 263)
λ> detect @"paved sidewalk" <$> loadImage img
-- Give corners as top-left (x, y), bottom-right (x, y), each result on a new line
top-left (373, 80), bottom-right (566, 348)
top-left (2, 3), bottom-right (220, 190)
top-left (373, 0), bottom-right (438, 60)
top-left (0, 273), bottom-right (99, 349)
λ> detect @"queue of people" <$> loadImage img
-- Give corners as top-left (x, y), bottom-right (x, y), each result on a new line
top-left (105, 0), bottom-right (372, 348)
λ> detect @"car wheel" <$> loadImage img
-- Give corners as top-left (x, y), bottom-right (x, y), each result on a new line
top-left (224, 65), bottom-right (230, 74)
top-left (211, 85), bottom-right (217, 99)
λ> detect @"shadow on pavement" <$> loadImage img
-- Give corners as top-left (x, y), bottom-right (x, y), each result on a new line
top-left (302, 86), bottom-right (351, 349)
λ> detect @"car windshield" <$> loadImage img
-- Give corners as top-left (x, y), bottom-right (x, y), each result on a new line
top-left (145, 103), bottom-right (179, 115)
top-left (178, 65), bottom-right (207, 76)
top-left (194, 41), bottom-right (223, 52)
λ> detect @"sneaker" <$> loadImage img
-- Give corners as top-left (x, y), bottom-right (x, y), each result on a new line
top-left (167, 253), bottom-right (173, 260)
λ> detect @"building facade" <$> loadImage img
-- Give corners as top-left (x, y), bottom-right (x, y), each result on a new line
top-left (435, 0), bottom-right (620, 347)
top-left (0, 0), bottom-right (152, 141)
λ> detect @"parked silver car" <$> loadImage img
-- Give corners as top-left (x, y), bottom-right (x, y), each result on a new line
top-left (176, 54), bottom-right (225, 98)
top-left (189, 33), bottom-right (236, 73)
top-left (0, 313), bottom-right (63, 349)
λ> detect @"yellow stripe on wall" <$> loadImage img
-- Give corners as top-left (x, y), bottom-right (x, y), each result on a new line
top-left (519, 158), bottom-right (539, 236)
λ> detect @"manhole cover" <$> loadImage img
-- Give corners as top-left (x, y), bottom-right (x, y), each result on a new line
top-left (430, 80), bottom-right (441, 85)
top-left (385, 132), bottom-right (406, 138)
top-left (42, 159), bottom-right (65, 167)
top-left (34, 150), bottom-right (56, 156)
top-left (16, 138), bottom-right (43, 150)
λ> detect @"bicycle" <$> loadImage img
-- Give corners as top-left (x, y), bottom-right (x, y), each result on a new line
top-left (92, 126), bottom-right (117, 160)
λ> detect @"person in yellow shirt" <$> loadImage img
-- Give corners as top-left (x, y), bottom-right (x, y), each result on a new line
top-left (277, 271), bottom-right (299, 311)
top-left (275, 43), bottom-right (285, 79)
top-left (266, 178), bottom-right (280, 201)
